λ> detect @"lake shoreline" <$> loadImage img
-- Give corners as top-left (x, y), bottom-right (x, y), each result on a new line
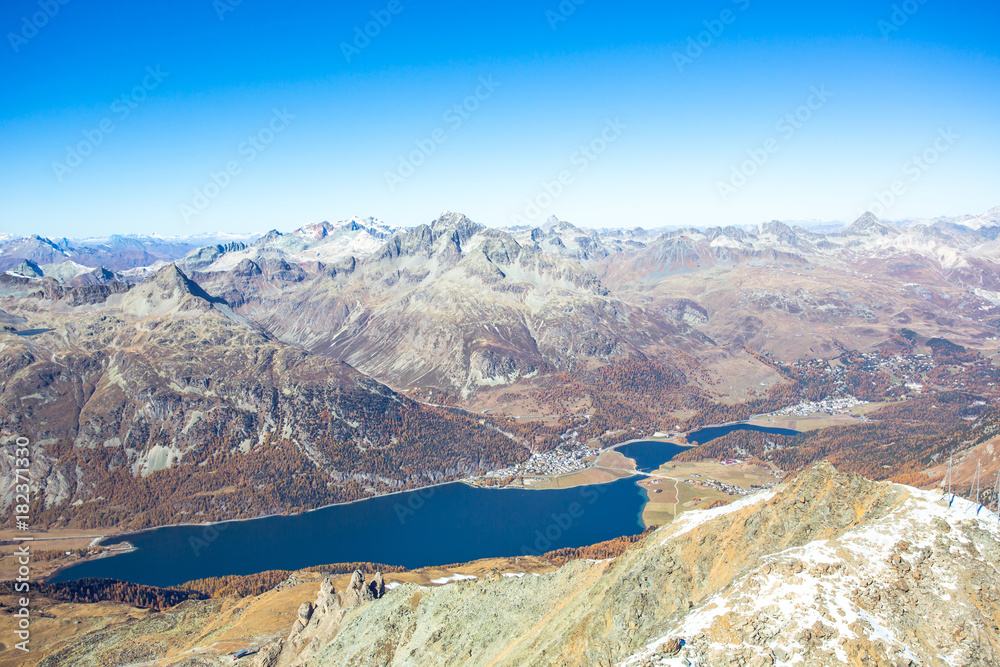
top-left (50, 477), bottom-right (652, 588)
top-left (73, 428), bottom-right (709, 548)
top-left (48, 422), bottom-right (795, 584)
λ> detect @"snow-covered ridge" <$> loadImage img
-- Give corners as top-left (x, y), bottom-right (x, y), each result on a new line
top-left (628, 484), bottom-right (1000, 667)
top-left (5, 205), bottom-right (1000, 280)
top-left (664, 488), bottom-right (779, 541)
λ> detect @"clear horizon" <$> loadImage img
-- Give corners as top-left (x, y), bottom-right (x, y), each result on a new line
top-left (2, 0), bottom-right (998, 238)
top-left (9, 204), bottom-right (1000, 243)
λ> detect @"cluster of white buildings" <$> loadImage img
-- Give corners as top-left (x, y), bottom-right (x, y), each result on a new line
top-left (690, 477), bottom-right (773, 497)
top-left (481, 442), bottom-right (594, 480)
top-left (767, 395), bottom-right (867, 417)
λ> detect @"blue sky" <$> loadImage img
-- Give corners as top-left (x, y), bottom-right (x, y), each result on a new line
top-left (1, 0), bottom-right (998, 237)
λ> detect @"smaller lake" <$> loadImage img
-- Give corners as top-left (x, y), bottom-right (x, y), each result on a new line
top-left (615, 441), bottom-right (689, 473)
top-left (685, 423), bottom-right (800, 445)
top-left (616, 424), bottom-right (801, 472)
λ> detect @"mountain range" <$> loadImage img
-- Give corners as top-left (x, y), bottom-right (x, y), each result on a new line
top-left (3, 207), bottom-right (1000, 529)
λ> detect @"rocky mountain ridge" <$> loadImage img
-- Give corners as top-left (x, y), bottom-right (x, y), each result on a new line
top-left (8, 206), bottom-right (1000, 285)
top-left (159, 208), bottom-right (1000, 398)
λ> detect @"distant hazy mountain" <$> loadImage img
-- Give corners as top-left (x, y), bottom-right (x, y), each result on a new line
top-left (894, 205), bottom-right (1000, 232)
top-left (0, 232), bottom-right (260, 273)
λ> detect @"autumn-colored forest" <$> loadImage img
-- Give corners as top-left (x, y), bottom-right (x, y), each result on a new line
top-left (25, 399), bottom-right (531, 530)
top-left (0, 578), bottom-right (205, 611)
top-left (0, 561), bottom-right (410, 611)
top-left (675, 391), bottom-right (994, 489)
top-left (543, 527), bottom-right (657, 565)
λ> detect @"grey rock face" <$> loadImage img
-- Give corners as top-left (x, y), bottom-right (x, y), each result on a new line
top-left (368, 571), bottom-right (386, 600)
top-left (254, 640), bottom-right (283, 667)
top-left (339, 570), bottom-right (376, 610)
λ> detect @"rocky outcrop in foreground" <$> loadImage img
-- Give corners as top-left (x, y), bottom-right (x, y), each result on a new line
top-left (281, 464), bottom-right (1000, 666)
top-left (253, 570), bottom-right (387, 667)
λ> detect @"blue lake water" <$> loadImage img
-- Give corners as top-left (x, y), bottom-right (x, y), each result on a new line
top-left (51, 423), bottom-right (798, 588)
top-left (615, 441), bottom-right (690, 473)
top-left (51, 478), bottom-right (648, 588)
top-left (617, 424), bottom-right (800, 472)
top-left (684, 423), bottom-right (800, 445)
